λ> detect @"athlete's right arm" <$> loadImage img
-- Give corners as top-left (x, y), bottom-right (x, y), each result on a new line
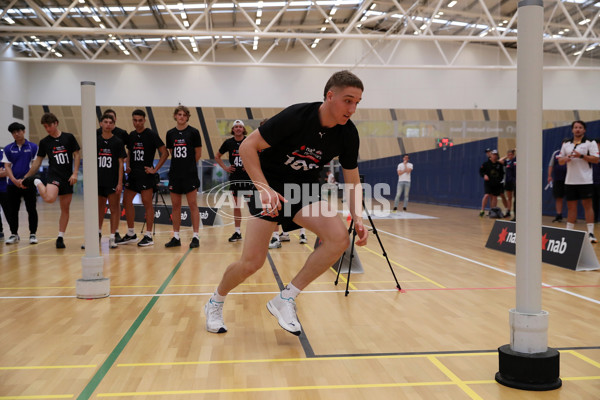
top-left (215, 151), bottom-right (234, 173)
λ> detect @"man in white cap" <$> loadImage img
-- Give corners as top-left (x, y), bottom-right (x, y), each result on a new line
top-left (215, 119), bottom-right (253, 242)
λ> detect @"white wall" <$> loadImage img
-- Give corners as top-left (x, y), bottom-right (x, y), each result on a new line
top-left (0, 50), bottom-right (29, 146)
top-left (14, 42), bottom-right (600, 112)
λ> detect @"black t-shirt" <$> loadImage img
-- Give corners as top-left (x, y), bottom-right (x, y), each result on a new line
top-left (96, 126), bottom-right (129, 144)
top-left (166, 125), bottom-right (202, 178)
top-left (480, 160), bottom-right (504, 185)
top-left (218, 136), bottom-right (250, 181)
top-left (127, 128), bottom-right (165, 172)
top-left (258, 102), bottom-right (359, 183)
top-left (37, 132), bottom-right (81, 182)
top-left (97, 135), bottom-right (127, 188)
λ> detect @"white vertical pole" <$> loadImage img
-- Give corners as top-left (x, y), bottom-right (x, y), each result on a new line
top-left (76, 81), bottom-right (110, 299)
top-left (513, 0), bottom-right (546, 353)
top-left (496, 0), bottom-right (561, 391)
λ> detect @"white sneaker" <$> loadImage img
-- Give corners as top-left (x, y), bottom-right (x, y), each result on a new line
top-left (267, 294), bottom-right (302, 336)
top-left (269, 236), bottom-right (282, 249)
top-left (279, 232), bottom-right (290, 242)
top-left (5, 234), bottom-right (20, 244)
top-left (299, 233), bottom-right (307, 244)
top-left (109, 237), bottom-right (118, 248)
top-left (29, 234), bottom-right (38, 244)
top-left (204, 299), bottom-right (227, 333)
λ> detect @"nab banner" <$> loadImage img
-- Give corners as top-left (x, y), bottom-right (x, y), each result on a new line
top-left (105, 205), bottom-right (221, 226)
top-left (486, 220), bottom-right (600, 271)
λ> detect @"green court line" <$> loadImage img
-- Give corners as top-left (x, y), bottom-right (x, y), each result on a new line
top-left (75, 248), bottom-right (192, 400)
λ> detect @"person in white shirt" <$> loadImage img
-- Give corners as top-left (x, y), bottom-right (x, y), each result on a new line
top-left (558, 120), bottom-right (599, 243)
top-left (393, 154), bottom-right (413, 212)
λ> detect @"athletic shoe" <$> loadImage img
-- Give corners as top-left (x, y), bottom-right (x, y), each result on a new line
top-left (114, 232), bottom-right (122, 243)
top-left (5, 234), bottom-right (19, 244)
top-left (29, 234), bottom-right (38, 244)
top-left (267, 294), bottom-right (302, 336)
top-left (590, 233), bottom-right (597, 244)
top-left (109, 238), bottom-right (118, 248)
top-left (21, 175), bottom-right (39, 189)
top-left (504, 211), bottom-right (511, 218)
top-left (204, 299), bottom-right (227, 333)
top-left (228, 232), bottom-right (242, 242)
top-left (0, 232), bottom-right (3, 241)
top-left (137, 235), bottom-right (153, 247)
top-left (269, 237), bottom-right (282, 249)
top-left (403, 207), bottom-right (407, 211)
top-left (299, 233), bottom-right (307, 244)
top-left (479, 210), bottom-right (485, 217)
top-left (56, 236), bottom-right (66, 249)
top-left (165, 237), bottom-right (181, 248)
top-left (552, 215), bottom-right (563, 223)
top-left (392, 207), bottom-right (397, 212)
top-left (189, 237), bottom-right (200, 248)
top-left (117, 233), bottom-right (137, 244)
top-left (279, 232), bottom-right (290, 242)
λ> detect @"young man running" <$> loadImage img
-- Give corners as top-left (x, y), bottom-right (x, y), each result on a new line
top-left (205, 70), bottom-right (368, 336)
top-left (164, 106), bottom-right (202, 249)
top-left (22, 113), bottom-right (81, 249)
top-left (120, 109), bottom-right (168, 247)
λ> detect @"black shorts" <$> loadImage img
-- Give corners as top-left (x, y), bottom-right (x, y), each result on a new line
top-left (169, 176), bottom-right (200, 195)
top-left (565, 184), bottom-right (593, 201)
top-left (125, 170), bottom-right (155, 193)
top-left (46, 174), bottom-right (74, 196)
top-left (484, 181), bottom-right (504, 196)
top-left (552, 180), bottom-right (565, 198)
top-left (504, 181), bottom-right (515, 192)
top-left (229, 179), bottom-right (255, 197)
top-left (98, 185), bottom-right (117, 197)
top-left (247, 181), bottom-right (322, 232)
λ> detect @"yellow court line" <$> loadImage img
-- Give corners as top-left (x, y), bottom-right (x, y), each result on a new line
top-left (0, 396), bottom-right (73, 399)
top-left (117, 352), bottom-right (499, 367)
top-left (97, 381), bottom-right (458, 397)
top-left (427, 356), bottom-right (484, 400)
top-left (0, 364), bottom-right (96, 370)
top-left (565, 350), bottom-right (600, 369)
top-left (562, 376), bottom-right (600, 381)
top-left (360, 246), bottom-right (446, 288)
top-left (0, 287), bottom-right (76, 290)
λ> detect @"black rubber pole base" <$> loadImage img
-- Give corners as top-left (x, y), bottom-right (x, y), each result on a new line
top-left (495, 344), bottom-right (562, 391)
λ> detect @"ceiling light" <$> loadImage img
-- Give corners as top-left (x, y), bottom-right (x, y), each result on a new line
top-left (564, 28), bottom-right (570, 32)
top-left (448, 1), bottom-right (457, 7)
top-left (370, 4), bottom-right (376, 9)
top-left (92, 15), bottom-right (100, 22)
top-left (181, 12), bottom-right (187, 19)
top-left (330, 7), bottom-right (337, 15)
top-left (256, 18), bottom-right (261, 25)
top-left (321, 26), bottom-right (326, 31)
top-left (4, 17), bottom-right (15, 24)
top-left (579, 18), bottom-right (590, 25)
top-left (99, 23), bottom-right (105, 29)
top-left (178, 2), bottom-right (183, 11)
top-left (79, 0), bottom-right (85, 3)
top-left (183, 20), bottom-right (189, 27)
top-left (257, 9), bottom-right (262, 17)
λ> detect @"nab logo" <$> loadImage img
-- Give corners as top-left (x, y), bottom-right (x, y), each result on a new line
top-left (542, 233), bottom-right (567, 254)
top-left (497, 228), bottom-right (515, 244)
top-left (181, 211), bottom-right (188, 221)
top-left (155, 209), bottom-right (161, 218)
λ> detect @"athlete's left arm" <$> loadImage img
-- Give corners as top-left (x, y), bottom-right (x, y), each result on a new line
top-left (195, 146), bottom-right (202, 163)
top-left (117, 157), bottom-right (124, 190)
top-left (342, 167), bottom-right (368, 246)
top-left (69, 150), bottom-right (81, 185)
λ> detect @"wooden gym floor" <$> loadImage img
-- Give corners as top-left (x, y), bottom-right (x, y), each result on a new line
top-left (0, 196), bottom-right (599, 399)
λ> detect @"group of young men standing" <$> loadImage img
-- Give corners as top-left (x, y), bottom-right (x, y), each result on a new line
top-left (1, 106), bottom-right (205, 249)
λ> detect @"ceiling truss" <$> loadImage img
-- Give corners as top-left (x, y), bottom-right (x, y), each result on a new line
top-left (0, 0), bottom-right (598, 69)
